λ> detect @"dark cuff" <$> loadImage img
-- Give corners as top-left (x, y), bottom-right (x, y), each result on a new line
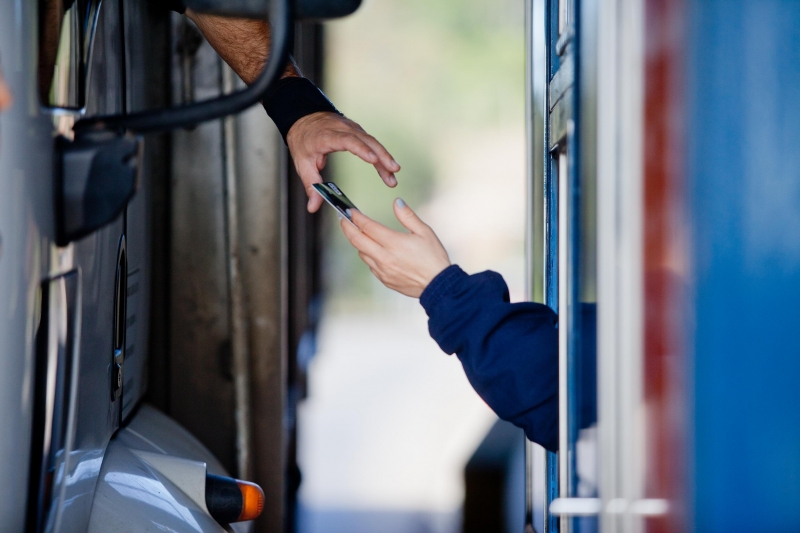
top-left (420, 265), bottom-right (468, 315)
top-left (167, 0), bottom-right (186, 13)
top-left (262, 77), bottom-right (341, 144)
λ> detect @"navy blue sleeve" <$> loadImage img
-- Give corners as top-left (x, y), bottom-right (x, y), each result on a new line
top-left (420, 265), bottom-right (559, 452)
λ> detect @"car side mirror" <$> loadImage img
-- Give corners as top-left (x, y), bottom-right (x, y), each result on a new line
top-left (53, 0), bottom-right (361, 245)
top-left (295, 0), bottom-right (362, 20)
top-left (184, 0), bottom-right (268, 18)
top-left (72, 0), bottom-right (362, 136)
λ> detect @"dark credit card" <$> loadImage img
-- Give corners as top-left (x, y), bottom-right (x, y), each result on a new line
top-left (313, 182), bottom-right (359, 226)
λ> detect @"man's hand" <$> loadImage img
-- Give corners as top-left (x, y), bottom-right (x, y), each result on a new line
top-left (185, 9), bottom-right (401, 213)
top-left (289, 112), bottom-right (401, 212)
top-left (340, 199), bottom-right (450, 298)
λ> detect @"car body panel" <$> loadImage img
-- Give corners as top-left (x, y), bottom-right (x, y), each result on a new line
top-left (1, 2), bottom-right (62, 529)
top-left (0, 1), bottom-right (231, 531)
top-left (87, 405), bottom-right (250, 533)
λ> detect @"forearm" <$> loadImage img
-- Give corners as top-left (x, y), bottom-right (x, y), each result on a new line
top-left (421, 266), bottom-right (560, 451)
top-left (185, 8), bottom-right (299, 85)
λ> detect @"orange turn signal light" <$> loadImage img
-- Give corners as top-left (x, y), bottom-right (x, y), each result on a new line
top-left (206, 473), bottom-right (265, 523)
top-left (236, 480), bottom-right (265, 522)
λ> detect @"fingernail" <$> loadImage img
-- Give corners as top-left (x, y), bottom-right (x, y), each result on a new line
top-left (388, 175), bottom-right (397, 186)
top-left (368, 151), bottom-right (377, 160)
top-left (346, 208), bottom-right (352, 218)
top-left (392, 158), bottom-right (400, 169)
top-left (396, 198), bottom-right (406, 209)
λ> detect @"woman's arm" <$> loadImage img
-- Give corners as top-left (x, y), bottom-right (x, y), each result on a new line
top-left (421, 265), bottom-right (559, 451)
top-left (341, 201), bottom-right (559, 451)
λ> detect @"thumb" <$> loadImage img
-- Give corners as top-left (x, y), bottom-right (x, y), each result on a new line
top-left (393, 198), bottom-right (429, 235)
top-left (296, 161), bottom-right (324, 213)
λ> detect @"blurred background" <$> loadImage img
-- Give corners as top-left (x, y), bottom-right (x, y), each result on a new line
top-left (297, 0), bottom-right (527, 531)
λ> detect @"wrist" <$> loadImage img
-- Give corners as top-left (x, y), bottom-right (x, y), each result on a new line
top-left (420, 265), bottom-right (467, 311)
top-left (263, 77), bottom-right (341, 143)
top-left (285, 111), bottom-right (331, 146)
top-left (423, 260), bottom-right (451, 289)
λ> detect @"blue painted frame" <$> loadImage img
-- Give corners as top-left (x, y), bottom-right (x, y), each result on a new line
top-left (688, 1), bottom-right (800, 530)
top-left (543, 1), bottom-right (560, 531)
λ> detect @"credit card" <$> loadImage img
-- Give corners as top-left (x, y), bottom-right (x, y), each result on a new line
top-left (312, 182), bottom-right (359, 227)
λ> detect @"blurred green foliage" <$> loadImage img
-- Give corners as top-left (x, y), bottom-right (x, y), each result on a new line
top-left (322, 0), bottom-right (525, 307)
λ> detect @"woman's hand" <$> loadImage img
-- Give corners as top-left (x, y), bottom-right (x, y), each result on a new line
top-left (340, 199), bottom-right (451, 298)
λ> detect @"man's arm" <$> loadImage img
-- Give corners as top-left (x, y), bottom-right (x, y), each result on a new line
top-left (185, 9), bottom-right (298, 84)
top-left (185, 9), bottom-right (401, 212)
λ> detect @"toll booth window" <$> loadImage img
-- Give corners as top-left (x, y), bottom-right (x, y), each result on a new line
top-left (38, 0), bottom-right (101, 109)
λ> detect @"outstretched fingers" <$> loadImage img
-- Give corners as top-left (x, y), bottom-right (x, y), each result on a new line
top-left (353, 130), bottom-right (400, 186)
top-left (349, 210), bottom-right (396, 244)
top-left (325, 130), bottom-right (380, 166)
top-left (374, 163), bottom-right (398, 187)
top-left (328, 119), bottom-right (400, 187)
top-left (393, 198), bottom-right (430, 235)
top-left (340, 217), bottom-right (384, 258)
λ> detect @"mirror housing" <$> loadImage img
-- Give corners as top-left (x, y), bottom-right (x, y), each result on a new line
top-left (67, 0), bottom-right (361, 241)
top-left (184, 0), bottom-right (362, 20)
top-left (56, 132), bottom-right (142, 245)
top-left (183, 0), bottom-right (267, 18)
top-left (296, 0), bottom-right (362, 20)
top-left (76, 0), bottom-right (363, 136)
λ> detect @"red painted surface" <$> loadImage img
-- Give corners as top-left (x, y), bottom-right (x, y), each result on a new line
top-left (643, 0), bottom-right (687, 531)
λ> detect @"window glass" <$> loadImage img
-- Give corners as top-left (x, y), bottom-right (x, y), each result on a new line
top-left (38, 0), bottom-right (101, 109)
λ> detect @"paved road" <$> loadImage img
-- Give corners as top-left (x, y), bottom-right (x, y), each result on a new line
top-left (298, 303), bottom-right (496, 533)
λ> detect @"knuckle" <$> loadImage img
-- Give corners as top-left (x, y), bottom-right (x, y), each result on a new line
top-left (337, 133), bottom-right (361, 148)
top-left (361, 220), bottom-right (376, 234)
top-left (356, 235), bottom-right (372, 250)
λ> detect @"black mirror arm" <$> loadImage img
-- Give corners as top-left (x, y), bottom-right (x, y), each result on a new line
top-left (73, 0), bottom-right (292, 135)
